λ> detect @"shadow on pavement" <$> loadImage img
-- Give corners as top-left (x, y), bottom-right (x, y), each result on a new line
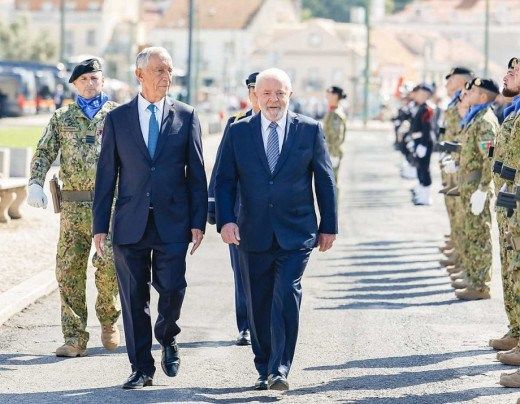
top-left (321, 288), bottom-right (453, 301)
top-left (316, 299), bottom-right (463, 310)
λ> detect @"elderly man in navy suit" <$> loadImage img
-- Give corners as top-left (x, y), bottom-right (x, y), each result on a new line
top-left (215, 68), bottom-right (338, 391)
top-left (92, 47), bottom-right (207, 389)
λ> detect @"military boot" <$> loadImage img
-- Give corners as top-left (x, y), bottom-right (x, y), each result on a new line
top-left (450, 271), bottom-right (465, 281)
top-left (446, 186), bottom-right (460, 196)
top-left (498, 345), bottom-right (520, 365)
top-left (56, 344), bottom-right (86, 357)
top-left (101, 324), bottom-right (120, 351)
top-left (443, 249), bottom-right (456, 258)
top-left (438, 184), bottom-right (452, 194)
top-left (500, 370), bottom-right (520, 387)
top-left (489, 332), bottom-right (519, 351)
top-left (455, 287), bottom-right (490, 301)
top-left (446, 265), bottom-right (461, 274)
top-left (451, 278), bottom-right (468, 289)
top-left (440, 258), bottom-right (456, 267)
top-left (439, 243), bottom-right (453, 253)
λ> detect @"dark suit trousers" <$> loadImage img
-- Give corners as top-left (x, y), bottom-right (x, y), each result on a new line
top-left (113, 212), bottom-right (188, 376)
top-left (417, 145), bottom-right (432, 186)
top-left (238, 238), bottom-right (312, 378)
top-left (229, 244), bottom-right (249, 332)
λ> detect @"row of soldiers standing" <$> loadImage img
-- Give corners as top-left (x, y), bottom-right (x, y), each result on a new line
top-left (437, 59), bottom-right (520, 388)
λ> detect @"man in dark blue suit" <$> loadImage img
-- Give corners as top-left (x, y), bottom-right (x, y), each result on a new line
top-left (92, 47), bottom-right (207, 389)
top-left (215, 68), bottom-right (338, 391)
top-left (208, 72), bottom-right (260, 346)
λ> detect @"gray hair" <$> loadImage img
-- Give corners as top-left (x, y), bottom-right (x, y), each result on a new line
top-left (136, 47), bottom-right (172, 69)
top-left (256, 68), bottom-right (292, 91)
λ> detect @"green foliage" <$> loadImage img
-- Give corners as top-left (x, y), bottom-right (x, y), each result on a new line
top-left (0, 126), bottom-right (43, 149)
top-left (302, 0), bottom-right (414, 22)
top-left (0, 18), bottom-right (56, 62)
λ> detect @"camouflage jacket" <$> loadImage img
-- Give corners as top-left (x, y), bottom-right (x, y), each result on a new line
top-left (458, 107), bottom-right (499, 195)
top-left (29, 101), bottom-right (118, 191)
top-left (443, 101), bottom-right (461, 142)
top-left (323, 108), bottom-right (347, 158)
top-left (503, 114), bottom-right (520, 235)
top-left (493, 111), bottom-right (519, 194)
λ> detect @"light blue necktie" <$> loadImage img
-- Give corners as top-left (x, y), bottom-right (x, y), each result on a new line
top-left (147, 104), bottom-right (159, 157)
top-left (266, 122), bottom-right (279, 173)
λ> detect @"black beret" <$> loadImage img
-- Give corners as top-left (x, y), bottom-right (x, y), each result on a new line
top-left (465, 77), bottom-right (500, 94)
top-left (327, 86), bottom-right (347, 99)
top-left (69, 58), bottom-right (102, 83)
top-left (508, 57), bottom-right (519, 69)
top-left (413, 83), bottom-right (434, 94)
top-left (245, 72), bottom-right (259, 87)
top-left (445, 66), bottom-right (473, 79)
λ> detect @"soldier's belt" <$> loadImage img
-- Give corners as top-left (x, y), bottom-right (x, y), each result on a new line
top-left (496, 186), bottom-right (520, 217)
top-left (493, 160), bottom-right (504, 175)
top-left (505, 231), bottom-right (520, 251)
top-left (61, 190), bottom-right (94, 202)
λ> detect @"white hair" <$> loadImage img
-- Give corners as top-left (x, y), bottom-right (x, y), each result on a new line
top-left (136, 47), bottom-right (172, 69)
top-left (256, 68), bottom-right (292, 91)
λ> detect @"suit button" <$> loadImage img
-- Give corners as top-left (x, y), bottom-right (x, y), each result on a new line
top-left (269, 203), bottom-right (274, 208)
top-left (269, 181), bottom-right (273, 185)
top-left (146, 192), bottom-right (150, 197)
top-left (151, 167), bottom-right (155, 171)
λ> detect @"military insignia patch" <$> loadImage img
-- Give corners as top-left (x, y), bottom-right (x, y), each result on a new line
top-left (92, 60), bottom-right (101, 70)
top-left (479, 140), bottom-right (492, 151)
top-left (474, 78), bottom-right (482, 86)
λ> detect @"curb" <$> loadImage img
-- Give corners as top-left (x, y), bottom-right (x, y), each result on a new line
top-left (0, 270), bottom-right (57, 325)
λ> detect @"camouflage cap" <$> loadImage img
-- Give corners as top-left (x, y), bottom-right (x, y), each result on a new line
top-left (69, 58), bottom-right (102, 83)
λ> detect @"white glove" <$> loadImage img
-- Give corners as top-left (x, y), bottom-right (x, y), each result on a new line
top-left (406, 140), bottom-right (415, 152)
top-left (443, 160), bottom-right (458, 174)
top-left (441, 155), bottom-right (453, 165)
top-left (27, 183), bottom-right (48, 209)
top-left (330, 156), bottom-right (340, 168)
top-left (416, 144), bottom-right (427, 158)
top-left (470, 189), bottom-right (487, 215)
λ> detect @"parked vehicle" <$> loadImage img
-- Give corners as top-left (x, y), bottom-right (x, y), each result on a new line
top-left (0, 67), bottom-right (37, 116)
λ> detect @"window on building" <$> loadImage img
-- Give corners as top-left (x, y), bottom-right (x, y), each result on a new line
top-left (86, 30), bottom-right (96, 47)
top-left (65, 1), bottom-right (75, 10)
top-left (42, 1), bottom-right (53, 11)
top-left (65, 31), bottom-right (74, 56)
top-left (88, 1), bottom-right (100, 10)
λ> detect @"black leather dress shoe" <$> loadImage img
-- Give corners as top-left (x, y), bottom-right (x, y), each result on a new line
top-left (268, 374), bottom-right (289, 391)
top-left (162, 340), bottom-right (180, 377)
top-left (122, 371), bottom-right (153, 389)
top-left (254, 376), bottom-right (268, 390)
top-left (236, 329), bottom-right (251, 346)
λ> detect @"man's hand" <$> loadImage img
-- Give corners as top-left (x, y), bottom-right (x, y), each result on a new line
top-left (415, 144), bottom-right (427, 158)
top-left (94, 233), bottom-right (107, 257)
top-left (221, 223), bottom-right (240, 245)
top-left (470, 189), bottom-right (487, 215)
top-left (190, 229), bottom-right (204, 255)
top-left (27, 183), bottom-right (48, 209)
top-left (317, 233), bottom-right (336, 252)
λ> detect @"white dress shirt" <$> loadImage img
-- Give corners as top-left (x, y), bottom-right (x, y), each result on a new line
top-left (137, 93), bottom-right (166, 146)
top-left (260, 111), bottom-right (287, 153)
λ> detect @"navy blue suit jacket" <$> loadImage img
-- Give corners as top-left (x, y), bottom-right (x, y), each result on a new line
top-left (207, 109), bottom-right (252, 224)
top-left (215, 111), bottom-right (337, 252)
top-left (93, 96), bottom-right (208, 245)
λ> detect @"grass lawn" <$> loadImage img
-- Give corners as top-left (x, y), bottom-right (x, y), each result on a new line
top-left (0, 126), bottom-right (43, 149)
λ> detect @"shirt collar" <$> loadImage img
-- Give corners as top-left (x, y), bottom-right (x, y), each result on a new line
top-left (260, 110), bottom-right (287, 133)
top-left (138, 93), bottom-right (165, 117)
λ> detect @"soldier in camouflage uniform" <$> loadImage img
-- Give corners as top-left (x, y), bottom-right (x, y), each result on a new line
top-left (488, 58), bottom-right (520, 353)
top-left (438, 67), bottom-right (473, 269)
top-left (27, 59), bottom-right (120, 357)
top-left (450, 78), bottom-right (499, 300)
top-left (323, 86), bottom-right (347, 182)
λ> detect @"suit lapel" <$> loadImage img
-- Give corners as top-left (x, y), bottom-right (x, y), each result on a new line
top-left (128, 96), bottom-right (152, 162)
top-left (152, 97), bottom-right (175, 162)
top-left (272, 112), bottom-right (299, 177)
top-left (250, 113), bottom-right (272, 175)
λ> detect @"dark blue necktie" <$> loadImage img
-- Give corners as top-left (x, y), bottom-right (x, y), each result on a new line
top-left (147, 104), bottom-right (159, 157)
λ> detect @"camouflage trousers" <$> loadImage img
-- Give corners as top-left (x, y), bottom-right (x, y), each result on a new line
top-left (459, 191), bottom-right (492, 290)
top-left (497, 214), bottom-right (519, 336)
top-left (447, 196), bottom-right (464, 267)
top-left (56, 202), bottom-right (120, 348)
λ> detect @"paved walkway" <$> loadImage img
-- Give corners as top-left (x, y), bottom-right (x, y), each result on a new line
top-left (0, 128), bottom-right (518, 403)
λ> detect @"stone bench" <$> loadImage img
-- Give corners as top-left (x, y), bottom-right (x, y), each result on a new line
top-left (0, 147), bottom-right (31, 223)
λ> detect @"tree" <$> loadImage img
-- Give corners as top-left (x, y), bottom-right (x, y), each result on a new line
top-left (0, 18), bottom-right (56, 62)
top-left (302, 0), bottom-right (414, 22)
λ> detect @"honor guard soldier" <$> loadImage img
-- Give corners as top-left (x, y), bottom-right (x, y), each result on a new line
top-left (208, 72), bottom-right (261, 346)
top-left (451, 78), bottom-right (499, 300)
top-left (26, 59), bottom-right (120, 357)
top-left (323, 86), bottom-right (347, 182)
